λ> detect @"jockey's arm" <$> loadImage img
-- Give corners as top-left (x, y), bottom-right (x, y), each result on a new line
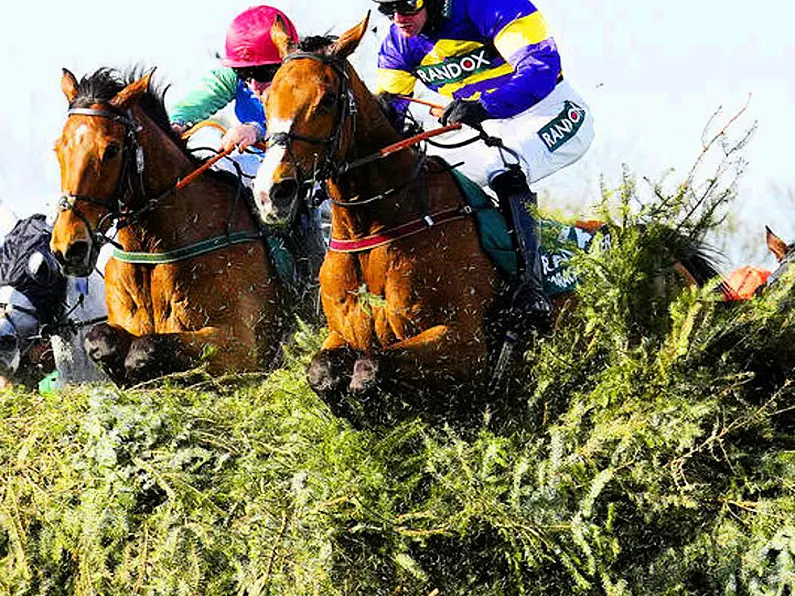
top-left (169, 67), bottom-right (238, 129)
top-left (375, 52), bottom-right (418, 131)
top-left (470, 0), bottom-right (561, 120)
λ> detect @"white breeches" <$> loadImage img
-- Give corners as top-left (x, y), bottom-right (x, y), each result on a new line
top-left (427, 80), bottom-right (595, 187)
top-left (212, 150), bottom-right (264, 185)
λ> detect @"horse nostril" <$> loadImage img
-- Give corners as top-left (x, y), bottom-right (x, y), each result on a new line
top-left (270, 179), bottom-right (299, 207)
top-left (64, 241), bottom-right (90, 265)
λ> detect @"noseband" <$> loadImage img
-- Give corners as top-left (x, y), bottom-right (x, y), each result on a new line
top-left (58, 107), bottom-right (147, 244)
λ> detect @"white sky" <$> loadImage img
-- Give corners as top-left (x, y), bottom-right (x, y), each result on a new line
top-left (1, 0), bottom-right (792, 267)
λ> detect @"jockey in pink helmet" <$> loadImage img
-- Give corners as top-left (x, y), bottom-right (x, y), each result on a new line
top-left (170, 5), bottom-right (298, 154)
top-left (170, 6), bottom-right (327, 289)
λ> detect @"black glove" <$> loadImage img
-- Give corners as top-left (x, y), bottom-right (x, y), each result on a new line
top-left (440, 99), bottom-right (489, 128)
top-left (375, 92), bottom-right (402, 131)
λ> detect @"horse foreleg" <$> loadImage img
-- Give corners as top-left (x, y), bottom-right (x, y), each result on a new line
top-left (357, 325), bottom-right (487, 394)
top-left (308, 332), bottom-right (360, 417)
top-left (124, 327), bottom-right (254, 381)
top-left (84, 322), bottom-right (134, 384)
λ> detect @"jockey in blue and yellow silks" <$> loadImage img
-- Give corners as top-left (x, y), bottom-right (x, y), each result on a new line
top-left (373, 0), bottom-right (595, 330)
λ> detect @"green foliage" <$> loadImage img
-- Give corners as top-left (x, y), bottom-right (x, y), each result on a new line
top-left (2, 225), bottom-right (793, 596)
top-left (3, 119), bottom-right (795, 593)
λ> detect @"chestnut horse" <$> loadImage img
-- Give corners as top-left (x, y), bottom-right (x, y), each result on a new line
top-left (50, 68), bottom-right (280, 383)
top-left (253, 16), bottom-right (503, 413)
top-left (253, 16), bottom-right (726, 419)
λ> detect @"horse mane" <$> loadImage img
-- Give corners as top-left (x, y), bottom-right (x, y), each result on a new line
top-left (70, 67), bottom-right (186, 146)
top-left (69, 66), bottom-right (246, 185)
top-left (297, 35), bottom-right (338, 54)
top-left (667, 230), bottom-right (734, 299)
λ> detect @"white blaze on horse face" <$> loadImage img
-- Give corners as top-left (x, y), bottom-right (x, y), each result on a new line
top-left (73, 124), bottom-right (90, 148)
top-left (253, 116), bottom-right (292, 220)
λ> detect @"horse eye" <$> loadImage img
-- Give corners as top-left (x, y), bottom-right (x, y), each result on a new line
top-left (103, 143), bottom-right (122, 161)
top-left (320, 93), bottom-right (338, 110)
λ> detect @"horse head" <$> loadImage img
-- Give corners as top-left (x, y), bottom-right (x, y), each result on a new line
top-left (766, 226), bottom-right (795, 286)
top-left (50, 69), bottom-right (156, 276)
top-left (253, 14), bottom-right (387, 226)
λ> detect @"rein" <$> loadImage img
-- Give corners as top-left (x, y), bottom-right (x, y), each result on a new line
top-left (267, 51), bottom-right (475, 253)
top-left (264, 51), bottom-right (463, 210)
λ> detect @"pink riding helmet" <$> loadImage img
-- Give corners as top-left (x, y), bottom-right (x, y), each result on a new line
top-left (222, 5), bottom-right (299, 68)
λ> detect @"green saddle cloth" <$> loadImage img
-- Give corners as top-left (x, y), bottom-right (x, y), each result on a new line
top-left (450, 169), bottom-right (608, 296)
top-left (266, 235), bottom-right (298, 286)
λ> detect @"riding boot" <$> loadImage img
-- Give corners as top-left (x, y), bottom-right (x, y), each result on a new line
top-left (490, 167), bottom-right (552, 332)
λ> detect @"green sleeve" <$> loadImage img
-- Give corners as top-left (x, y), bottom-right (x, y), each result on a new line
top-left (169, 67), bottom-right (239, 125)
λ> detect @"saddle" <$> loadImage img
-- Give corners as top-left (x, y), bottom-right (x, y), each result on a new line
top-left (449, 169), bottom-right (609, 296)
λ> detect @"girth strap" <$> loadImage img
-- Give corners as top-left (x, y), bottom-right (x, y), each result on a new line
top-left (328, 206), bottom-right (469, 253)
top-left (112, 230), bottom-right (262, 264)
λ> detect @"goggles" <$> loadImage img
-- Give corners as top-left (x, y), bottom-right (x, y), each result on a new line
top-left (377, 0), bottom-right (425, 17)
top-left (233, 64), bottom-right (280, 83)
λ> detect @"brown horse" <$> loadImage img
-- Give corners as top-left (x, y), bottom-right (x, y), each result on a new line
top-left (252, 15), bottom-right (727, 420)
top-left (50, 67), bottom-right (280, 383)
top-left (253, 16), bottom-right (500, 412)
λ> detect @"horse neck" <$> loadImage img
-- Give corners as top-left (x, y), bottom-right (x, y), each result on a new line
top-left (117, 109), bottom-right (252, 251)
top-left (327, 70), bottom-right (425, 240)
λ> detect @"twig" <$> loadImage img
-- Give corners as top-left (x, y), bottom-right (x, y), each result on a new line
top-left (128, 364), bottom-right (212, 390)
top-left (133, 522), bottom-right (149, 595)
top-left (667, 385), bottom-right (790, 474)
top-left (262, 510), bottom-right (289, 591)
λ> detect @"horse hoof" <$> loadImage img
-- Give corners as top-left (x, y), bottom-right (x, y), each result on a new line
top-left (125, 336), bottom-right (164, 380)
top-left (85, 323), bottom-right (120, 364)
top-left (349, 355), bottom-right (380, 395)
top-left (308, 348), bottom-right (361, 420)
top-left (307, 349), bottom-right (353, 394)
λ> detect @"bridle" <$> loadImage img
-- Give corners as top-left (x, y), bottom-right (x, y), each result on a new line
top-left (262, 51), bottom-right (509, 211)
top-left (56, 106), bottom-right (248, 253)
top-left (57, 107), bottom-right (148, 246)
top-left (263, 51), bottom-right (361, 208)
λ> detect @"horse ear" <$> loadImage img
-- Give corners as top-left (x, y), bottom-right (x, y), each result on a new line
top-left (766, 225), bottom-right (788, 262)
top-left (109, 69), bottom-right (155, 110)
top-left (271, 14), bottom-right (296, 60)
top-left (61, 68), bottom-right (79, 104)
top-left (331, 12), bottom-right (370, 60)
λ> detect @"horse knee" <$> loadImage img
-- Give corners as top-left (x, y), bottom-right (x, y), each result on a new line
top-left (85, 323), bottom-right (121, 364)
top-left (84, 323), bottom-right (129, 383)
